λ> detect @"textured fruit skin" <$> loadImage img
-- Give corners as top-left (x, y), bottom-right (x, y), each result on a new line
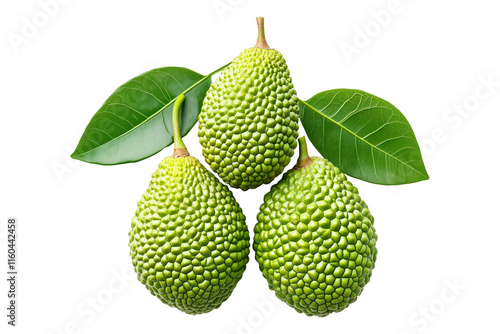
top-left (129, 156), bottom-right (250, 315)
top-left (198, 47), bottom-right (300, 190)
top-left (253, 157), bottom-right (377, 316)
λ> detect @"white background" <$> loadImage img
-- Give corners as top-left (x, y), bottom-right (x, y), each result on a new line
top-left (1, 0), bottom-right (499, 333)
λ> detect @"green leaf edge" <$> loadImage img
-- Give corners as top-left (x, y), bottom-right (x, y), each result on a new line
top-left (299, 89), bottom-right (429, 185)
top-left (71, 63), bottom-right (231, 166)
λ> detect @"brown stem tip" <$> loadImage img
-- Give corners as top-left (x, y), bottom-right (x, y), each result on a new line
top-left (172, 148), bottom-right (190, 158)
top-left (255, 17), bottom-right (270, 49)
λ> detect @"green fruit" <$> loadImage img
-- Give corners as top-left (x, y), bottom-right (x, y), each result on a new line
top-left (129, 95), bottom-right (250, 315)
top-left (198, 17), bottom-right (300, 190)
top-left (253, 137), bottom-right (377, 317)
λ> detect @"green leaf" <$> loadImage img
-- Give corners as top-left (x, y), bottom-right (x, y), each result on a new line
top-left (299, 89), bottom-right (429, 185)
top-left (71, 66), bottom-right (225, 165)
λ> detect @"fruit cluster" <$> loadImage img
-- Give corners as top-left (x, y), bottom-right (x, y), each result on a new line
top-left (128, 18), bottom-right (378, 317)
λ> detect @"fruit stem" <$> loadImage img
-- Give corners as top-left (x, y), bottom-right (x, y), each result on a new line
top-left (172, 94), bottom-right (190, 157)
top-left (255, 17), bottom-right (270, 49)
top-left (294, 136), bottom-right (313, 169)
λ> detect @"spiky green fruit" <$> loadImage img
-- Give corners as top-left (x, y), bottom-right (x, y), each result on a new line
top-left (253, 137), bottom-right (377, 317)
top-left (198, 17), bottom-right (300, 190)
top-left (129, 95), bottom-right (250, 315)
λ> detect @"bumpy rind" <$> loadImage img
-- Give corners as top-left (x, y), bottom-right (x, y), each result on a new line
top-left (253, 157), bottom-right (378, 316)
top-left (198, 47), bottom-right (300, 190)
top-left (129, 156), bottom-right (250, 315)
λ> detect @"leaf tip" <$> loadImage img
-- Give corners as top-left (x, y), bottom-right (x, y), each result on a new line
top-left (70, 151), bottom-right (81, 161)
